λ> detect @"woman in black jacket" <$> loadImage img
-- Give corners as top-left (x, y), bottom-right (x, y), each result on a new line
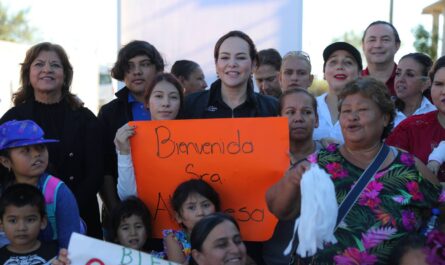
top-left (0, 42), bottom-right (103, 238)
top-left (183, 30), bottom-right (278, 119)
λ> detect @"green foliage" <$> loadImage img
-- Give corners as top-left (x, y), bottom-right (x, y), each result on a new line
top-left (309, 78), bottom-right (328, 96)
top-left (333, 30), bottom-right (364, 49)
top-left (413, 24), bottom-right (436, 60)
top-left (0, 2), bottom-right (35, 43)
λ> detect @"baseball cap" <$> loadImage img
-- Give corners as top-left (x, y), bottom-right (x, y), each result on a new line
top-left (0, 120), bottom-right (59, 151)
top-left (323, 42), bottom-right (363, 71)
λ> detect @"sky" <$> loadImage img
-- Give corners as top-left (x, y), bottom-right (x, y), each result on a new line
top-left (1, 0), bottom-right (440, 81)
top-left (303, 0), bottom-right (438, 77)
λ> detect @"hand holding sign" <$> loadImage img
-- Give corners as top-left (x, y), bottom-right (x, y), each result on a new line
top-left (130, 117), bottom-right (289, 241)
top-left (67, 233), bottom-right (176, 265)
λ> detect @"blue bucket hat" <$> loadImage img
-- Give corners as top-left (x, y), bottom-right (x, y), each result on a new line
top-left (0, 120), bottom-right (59, 151)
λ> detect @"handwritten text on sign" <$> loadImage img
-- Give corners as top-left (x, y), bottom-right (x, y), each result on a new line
top-left (130, 118), bottom-right (289, 241)
top-left (68, 233), bottom-right (176, 265)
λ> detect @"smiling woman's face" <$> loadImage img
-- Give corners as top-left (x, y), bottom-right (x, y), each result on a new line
top-left (324, 50), bottom-right (360, 94)
top-left (215, 37), bottom-right (254, 91)
top-left (30, 50), bottom-right (64, 101)
top-left (192, 220), bottom-right (247, 265)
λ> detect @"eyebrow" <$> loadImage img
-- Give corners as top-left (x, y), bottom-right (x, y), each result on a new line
top-left (35, 59), bottom-right (61, 63)
top-left (219, 52), bottom-right (248, 56)
top-left (129, 58), bottom-right (151, 64)
top-left (213, 238), bottom-right (228, 245)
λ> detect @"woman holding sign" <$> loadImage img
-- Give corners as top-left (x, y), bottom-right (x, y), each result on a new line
top-left (266, 77), bottom-right (440, 264)
top-left (182, 30), bottom-right (278, 119)
top-left (115, 73), bottom-right (183, 199)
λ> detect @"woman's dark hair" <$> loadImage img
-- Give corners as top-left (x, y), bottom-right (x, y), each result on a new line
top-left (13, 42), bottom-right (81, 109)
top-left (387, 233), bottom-right (426, 265)
top-left (279, 88), bottom-right (318, 117)
top-left (171, 179), bottom-right (221, 215)
top-left (171, 60), bottom-right (200, 80)
top-left (111, 40), bottom-right (164, 81)
top-left (214, 30), bottom-right (258, 63)
top-left (190, 213), bottom-right (240, 252)
top-left (395, 53), bottom-right (433, 111)
top-left (0, 149), bottom-right (17, 188)
top-left (362, 20), bottom-right (401, 44)
top-left (338, 77), bottom-right (395, 140)
top-left (110, 196), bottom-right (152, 251)
top-left (429, 55), bottom-right (445, 84)
top-left (400, 53), bottom-right (433, 77)
top-left (143, 73), bottom-right (184, 116)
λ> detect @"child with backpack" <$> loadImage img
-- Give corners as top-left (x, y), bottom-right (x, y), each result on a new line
top-left (0, 120), bottom-right (83, 248)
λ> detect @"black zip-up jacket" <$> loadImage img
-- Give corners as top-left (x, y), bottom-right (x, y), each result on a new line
top-left (182, 79), bottom-right (278, 119)
top-left (97, 87), bottom-right (133, 178)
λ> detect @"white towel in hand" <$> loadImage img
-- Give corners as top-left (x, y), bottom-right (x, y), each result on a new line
top-left (284, 163), bottom-right (338, 258)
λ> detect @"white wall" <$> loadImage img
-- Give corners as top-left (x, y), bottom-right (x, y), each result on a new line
top-left (0, 40), bottom-right (102, 116)
top-left (120, 0), bottom-right (302, 88)
top-left (0, 41), bottom-right (29, 116)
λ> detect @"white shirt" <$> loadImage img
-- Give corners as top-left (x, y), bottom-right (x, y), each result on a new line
top-left (313, 93), bottom-right (344, 143)
top-left (393, 97), bottom-right (436, 128)
top-left (429, 141), bottom-right (445, 164)
top-left (116, 151), bottom-right (138, 200)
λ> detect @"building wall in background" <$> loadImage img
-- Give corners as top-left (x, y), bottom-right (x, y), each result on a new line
top-left (0, 41), bottom-right (105, 116)
top-left (120, 0), bottom-right (303, 89)
top-left (0, 41), bottom-right (29, 116)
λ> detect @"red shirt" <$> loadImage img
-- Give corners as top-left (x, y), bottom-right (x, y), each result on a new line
top-left (362, 63), bottom-right (397, 97)
top-left (386, 111), bottom-right (445, 181)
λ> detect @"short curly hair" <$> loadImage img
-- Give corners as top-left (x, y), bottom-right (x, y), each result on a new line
top-left (111, 40), bottom-right (164, 81)
top-left (338, 77), bottom-right (395, 140)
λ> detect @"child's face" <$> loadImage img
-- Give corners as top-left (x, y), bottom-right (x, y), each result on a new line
top-left (0, 205), bottom-right (46, 252)
top-left (176, 193), bottom-right (216, 233)
top-left (0, 144), bottom-right (48, 182)
top-left (117, 214), bottom-right (148, 250)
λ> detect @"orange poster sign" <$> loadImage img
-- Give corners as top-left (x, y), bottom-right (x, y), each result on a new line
top-left (129, 117), bottom-right (289, 241)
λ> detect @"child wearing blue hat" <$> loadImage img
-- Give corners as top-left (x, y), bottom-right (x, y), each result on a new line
top-left (0, 120), bottom-right (83, 249)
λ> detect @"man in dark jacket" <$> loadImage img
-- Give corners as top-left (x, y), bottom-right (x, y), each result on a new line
top-left (97, 40), bottom-right (164, 240)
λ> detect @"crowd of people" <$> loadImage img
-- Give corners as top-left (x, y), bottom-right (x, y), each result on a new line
top-left (0, 19), bottom-right (444, 265)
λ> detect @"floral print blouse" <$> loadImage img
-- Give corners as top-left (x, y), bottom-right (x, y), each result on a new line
top-left (304, 144), bottom-right (442, 265)
top-left (162, 229), bottom-right (191, 261)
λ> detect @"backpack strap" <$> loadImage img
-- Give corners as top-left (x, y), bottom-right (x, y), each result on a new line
top-left (42, 174), bottom-right (62, 240)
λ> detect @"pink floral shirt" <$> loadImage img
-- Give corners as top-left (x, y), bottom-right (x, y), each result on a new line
top-left (305, 144), bottom-right (442, 265)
